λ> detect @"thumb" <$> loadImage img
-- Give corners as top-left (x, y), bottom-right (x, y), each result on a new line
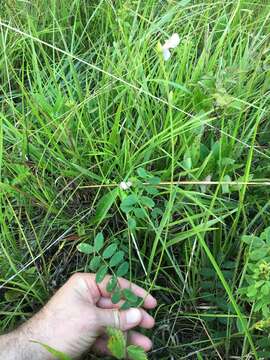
top-left (96, 307), bottom-right (142, 331)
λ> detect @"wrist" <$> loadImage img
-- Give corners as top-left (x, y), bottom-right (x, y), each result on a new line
top-left (0, 320), bottom-right (52, 360)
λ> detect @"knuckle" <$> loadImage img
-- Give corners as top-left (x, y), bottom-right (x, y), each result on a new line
top-left (69, 272), bottom-right (83, 283)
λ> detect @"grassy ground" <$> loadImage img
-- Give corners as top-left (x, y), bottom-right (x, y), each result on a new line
top-left (1, 0), bottom-right (270, 358)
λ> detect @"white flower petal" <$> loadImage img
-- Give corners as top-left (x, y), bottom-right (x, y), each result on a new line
top-left (163, 33), bottom-right (180, 49)
top-left (119, 181), bottom-right (132, 190)
top-left (169, 33), bottom-right (180, 48)
top-left (162, 48), bottom-right (171, 61)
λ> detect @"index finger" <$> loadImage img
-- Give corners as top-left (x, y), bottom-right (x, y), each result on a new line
top-left (93, 274), bottom-right (157, 309)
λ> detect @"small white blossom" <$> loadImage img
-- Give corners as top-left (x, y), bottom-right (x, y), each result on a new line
top-left (119, 181), bottom-right (132, 190)
top-left (161, 33), bottom-right (180, 61)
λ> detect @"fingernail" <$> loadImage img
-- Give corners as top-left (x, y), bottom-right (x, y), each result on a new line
top-left (126, 308), bottom-right (141, 325)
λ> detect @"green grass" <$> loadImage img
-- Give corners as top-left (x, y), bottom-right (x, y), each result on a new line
top-left (1, 0), bottom-right (270, 358)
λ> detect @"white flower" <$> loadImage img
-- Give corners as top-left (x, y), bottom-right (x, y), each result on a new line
top-left (119, 181), bottom-right (132, 190)
top-left (161, 33), bottom-right (180, 61)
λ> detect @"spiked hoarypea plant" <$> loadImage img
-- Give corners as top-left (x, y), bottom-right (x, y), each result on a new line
top-left (77, 232), bottom-right (142, 308)
top-left (120, 167), bottom-right (161, 231)
top-left (77, 231), bottom-right (147, 359)
top-left (76, 168), bottom-right (161, 359)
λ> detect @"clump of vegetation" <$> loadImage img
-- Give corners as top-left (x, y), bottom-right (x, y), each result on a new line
top-left (76, 168), bottom-right (161, 359)
top-left (240, 228), bottom-right (270, 321)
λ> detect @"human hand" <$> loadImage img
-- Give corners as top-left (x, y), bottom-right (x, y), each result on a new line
top-left (2, 273), bottom-right (157, 359)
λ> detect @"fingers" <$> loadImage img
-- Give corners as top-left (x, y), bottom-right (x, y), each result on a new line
top-left (68, 273), bottom-right (157, 310)
top-left (97, 296), bottom-right (125, 309)
top-left (97, 297), bottom-right (155, 329)
top-left (138, 309), bottom-right (155, 329)
top-left (95, 274), bottom-right (157, 309)
top-left (93, 331), bottom-right (153, 355)
top-left (128, 331), bottom-right (153, 351)
top-left (96, 307), bottom-right (143, 331)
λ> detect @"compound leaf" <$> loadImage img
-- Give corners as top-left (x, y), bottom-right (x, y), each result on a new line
top-left (127, 345), bottom-right (148, 360)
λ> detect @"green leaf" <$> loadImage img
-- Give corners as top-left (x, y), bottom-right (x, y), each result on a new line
top-left (254, 299), bottom-right (264, 312)
top-left (121, 195), bottom-right (138, 207)
top-left (122, 288), bottom-right (138, 303)
top-left (103, 243), bottom-right (118, 259)
top-left (182, 157), bottom-right (192, 170)
top-left (134, 178), bottom-right (144, 189)
top-left (247, 285), bottom-right (257, 298)
top-left (91, 188), bottom-right (119, 226)
top-left (140, 196), bottom-right (155, 208)
top-left (94, 232), bottom-right (104, 252)
top-left (116, 262), bottom-right (129, 277)
top-left (77, 243), bottom-right (94, 255)
top-left (262, 283), bottom-right (270, 296)
top-left (128, 217), bottom-right (137, 231)
top-left (252, 237), bottom-right (265, 248)
top-left (30, 341), bottom-right (72, 360)
top-left (137, 167), bottom-right (148, 178)
top-left (120, 194), bottom-right (139, 213)
top-left (241, 235), bottom-right (254, 245)
top-left (255, 280), bottom-right (264, 288)
top-left (130, 296), bottom-right (143, 307)
top-left (262, 227), bottom-right (270, 243)
top-left (151, 207), bottom-right (163, 219)
top-left (89, 256), bottom-right (101, 272)
top-left (120, 300), bottom-right (131, 310)
top-left (111, 288), bottom-right (122, 304)
top-left (106, 276), bottom-right (118, 293)
top-left (95, 265), bottom-right (108, 283)
top-left (145, 187), bottom-right (159, 195)
top-left (120, 204), bottom-right (133, 214)
top-left (250, 248), bottom-right (267, 261)
top-left (107, 327), bottom-right (126, 360)
top-left (127, 345), bottom-right (148, 360)
top-left (262, 304), bottom-right (270, 318)
top-left (109, 251), bottom-right (125, 267)
top-left (133, 208), bottom-right (146, 219)
top-left (148, 177), bottom-right (161, 185)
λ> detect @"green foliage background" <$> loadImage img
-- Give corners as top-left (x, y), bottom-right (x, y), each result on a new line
top-left (1, 0), bottom-right (270, 358)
